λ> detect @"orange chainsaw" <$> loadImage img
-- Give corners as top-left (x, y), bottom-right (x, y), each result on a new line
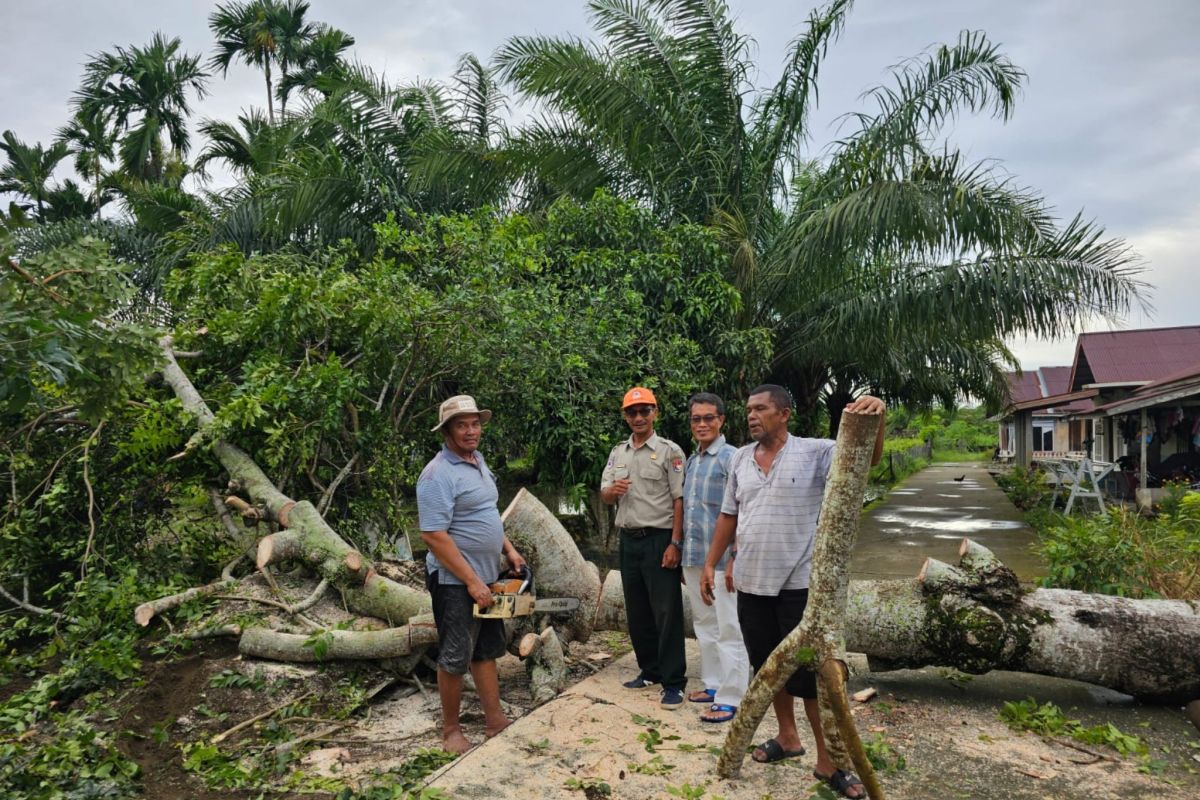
top-left (472, 565), bottom-right (580, 619)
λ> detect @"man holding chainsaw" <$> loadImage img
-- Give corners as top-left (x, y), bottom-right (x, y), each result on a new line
top-left (599, 386), bottom-right (688, 709)
top-left (418, 395), bottom-right (526, 755)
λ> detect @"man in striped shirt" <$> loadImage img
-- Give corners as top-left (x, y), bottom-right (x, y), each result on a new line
top-left (700, 384), bottom-right (884, 799)
top-left (680, 392), bottom-right (748, 723)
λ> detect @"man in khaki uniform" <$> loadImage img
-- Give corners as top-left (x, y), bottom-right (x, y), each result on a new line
top-left (600, 386), bottom-right (688, 708)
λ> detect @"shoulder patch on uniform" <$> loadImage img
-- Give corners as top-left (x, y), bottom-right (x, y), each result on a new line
top-left (606, 455), bottom-right (614, 468)
top-left (672, 457), bottom-right (683, 473)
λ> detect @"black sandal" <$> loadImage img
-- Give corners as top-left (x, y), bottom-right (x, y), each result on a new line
top-left (751, 738), bottom-right (805, 763)
top-left (813, 768), bottom-right (865, 798)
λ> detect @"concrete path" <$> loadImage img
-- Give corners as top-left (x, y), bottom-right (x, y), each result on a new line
top-left (851, 460), bottom-right (1044, 582)
top-left (426, 643), bottom-right (1198, 800)
top-left (427, 641), bottom-right (836, 800)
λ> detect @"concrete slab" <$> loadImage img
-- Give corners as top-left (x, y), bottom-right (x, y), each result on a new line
top-left (852, 461), bottom-right (1045, 582)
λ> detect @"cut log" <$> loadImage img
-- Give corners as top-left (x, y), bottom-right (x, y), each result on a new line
top-left (135, 578), bottom-right (236, 626)
top-left (238, 622), bottom-right (439, 662)
top-left (597, 552), bottom-right (1200, 704)
top-left (501, 488), bottom-right (601, 643)
top-left (520, 626), bottom-right (567, 706)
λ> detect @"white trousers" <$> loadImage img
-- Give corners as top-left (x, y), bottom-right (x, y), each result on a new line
top-left (682, 566), bottom-right (749, 708)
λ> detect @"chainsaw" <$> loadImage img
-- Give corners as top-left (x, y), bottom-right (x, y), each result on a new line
top-left (472, 565), bottom-right (581, 619)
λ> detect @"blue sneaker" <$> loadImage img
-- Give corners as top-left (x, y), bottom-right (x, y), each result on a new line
top-left (623, 676), bottom-right (658, 690)
top-left (660, 688), bottom-right (683, 709)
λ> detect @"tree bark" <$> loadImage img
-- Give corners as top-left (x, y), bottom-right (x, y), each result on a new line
top-left (238, 621), bottom-right (438, 662)
top-left (501, 488), bottom-right (602, 644)
top-left (594, 544), bottom-right (1200, 705)
top-left (519, 626), bottom-right (568, 706)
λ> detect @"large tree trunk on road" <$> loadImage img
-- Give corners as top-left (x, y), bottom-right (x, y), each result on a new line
top-left (595, 543), bottom-right (1200, 704)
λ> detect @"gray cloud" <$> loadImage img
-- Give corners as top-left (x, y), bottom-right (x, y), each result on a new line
top-left (2, 1), bottom-right (1194, 368)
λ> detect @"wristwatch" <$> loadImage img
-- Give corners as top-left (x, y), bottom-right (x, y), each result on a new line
top-left (669, 539), bottom-right (683, 549)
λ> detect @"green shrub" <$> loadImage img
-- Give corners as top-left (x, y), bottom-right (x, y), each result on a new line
top-left (1035, 498), bottom-right (1200, 599)
top-left (994, 466), bottom-right (1047, 510)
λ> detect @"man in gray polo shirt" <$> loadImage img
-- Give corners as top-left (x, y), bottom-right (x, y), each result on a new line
top-left (418, 394), bottom-right (526, 755)
top-left (700, 384), bottom-right (883, 799)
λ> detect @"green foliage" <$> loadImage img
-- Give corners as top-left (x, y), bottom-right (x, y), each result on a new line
top-left (994, 466), bottom-right (1048, 511)
top-left (1000, 698), bottom-right (1147, 757)
top-left (563, 777), bottom-right (611, 797)
top-left (0, 617), bottom-right (147, 800)
top-left (627, 754), bottom-right (675, 775)
top-left (1033, 499), bottom-right (1200, 599)
top-left (862, 732), bottom-right (907, 773)
top-left (0, 235), bottom-right (159, 418)
top-left (208, 668), bottom-right (266, 690)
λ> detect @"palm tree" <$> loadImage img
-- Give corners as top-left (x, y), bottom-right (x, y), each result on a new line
top-left (277, 24), bottom-right (356, 107)
top-left (56, 108), bottom-right (115, 216)
top-left (74, 33), bottom-right (208, 181)
top-left (195, 110), bottom-right (304, 177)
top-left (497, 0), bottom-right (1144, 432)
top-left (0, 131), bottom-right (70, 220)
top-left (208, 0), bottom-right (315, 124)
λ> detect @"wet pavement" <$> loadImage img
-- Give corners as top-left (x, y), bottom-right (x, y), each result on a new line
top-left (851, 461), bottom-right (1045, 582)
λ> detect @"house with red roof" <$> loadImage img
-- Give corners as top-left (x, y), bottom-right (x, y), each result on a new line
top-left (1000, 325), bottom-right (1200, 502)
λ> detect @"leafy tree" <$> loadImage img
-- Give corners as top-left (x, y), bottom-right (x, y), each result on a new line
top-left (497, 0), bottom-right (1144, 433)
top-left (0, 131), bottom-right (70, 220)
top-left (0, 235), bottom-right (159, 418)
top-left (74, 33), bottom-right (209, 181)
top-left (195, 110), bottom-right (305, 177)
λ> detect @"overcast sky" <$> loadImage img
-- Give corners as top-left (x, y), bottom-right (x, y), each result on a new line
top-left (2, 0), bottom-right (1196, 369)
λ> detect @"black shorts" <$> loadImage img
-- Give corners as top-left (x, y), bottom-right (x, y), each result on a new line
top-left (426, 570), bottom-right (507, 675)
top-left (737, 588), bottom-right (817, 699)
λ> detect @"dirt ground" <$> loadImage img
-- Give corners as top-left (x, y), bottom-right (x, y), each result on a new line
top-left (107, 629), bottom-right (1200, 800)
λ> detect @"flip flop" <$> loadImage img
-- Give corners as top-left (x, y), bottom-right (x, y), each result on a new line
top-left (687, 688), bottom-right (716, 703)
top-left (752, 738), bottom-right (805, 763)
top-left (813, 768), bottom-right (865, 798)
top-left (700, 703), bottom-right (737, 723)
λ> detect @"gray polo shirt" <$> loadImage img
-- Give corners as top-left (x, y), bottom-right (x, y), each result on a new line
top-left (600, 432), bottom-right (685, 529)
top-left (721, 434), bottom-right (835, 595)
top-left (417, 445), bottom-right (505, 585)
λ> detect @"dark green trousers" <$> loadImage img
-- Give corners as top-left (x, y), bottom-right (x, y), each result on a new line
top-left (619, 528), bottom-right (686, 690)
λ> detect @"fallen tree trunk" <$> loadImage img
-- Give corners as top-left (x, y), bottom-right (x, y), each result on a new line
top-left (501, 488), bottom-right (601, 644)
top-left (595, 541), bottom-right (1200, 704)
top-left (153, 339), bottom-right (603, 675)
top-left (155, 336), bottom-right (431, 630)
top-left (238, 621), bottom-right (439, 662)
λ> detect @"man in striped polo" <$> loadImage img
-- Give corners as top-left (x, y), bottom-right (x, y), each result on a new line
top-left (700, 384), bottom-right (884, 799)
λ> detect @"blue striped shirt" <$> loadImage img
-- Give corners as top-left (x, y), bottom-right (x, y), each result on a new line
top-left (682, 435), bottom-right (737, 568)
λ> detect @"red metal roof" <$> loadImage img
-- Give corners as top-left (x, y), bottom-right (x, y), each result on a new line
top-left (1069, 325), bottom-right (1200, 390)
top-left (1004, 366), bottom-right (1096, 414)
top-left (1039, 366), bottom-right (1073, 396)
top-left (1004, 370), bottom-right (1044, 404)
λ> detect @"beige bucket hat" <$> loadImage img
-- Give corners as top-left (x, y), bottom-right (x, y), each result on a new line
top-left (431, 394), bottom-right (493, 432)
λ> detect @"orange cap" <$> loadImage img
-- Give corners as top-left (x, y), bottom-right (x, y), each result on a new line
top-left (622, 386), bottom-right (657, 408)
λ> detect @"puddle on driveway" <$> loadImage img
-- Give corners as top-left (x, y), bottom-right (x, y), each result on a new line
top-left (872, 514), bottom-right (1025, 533)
